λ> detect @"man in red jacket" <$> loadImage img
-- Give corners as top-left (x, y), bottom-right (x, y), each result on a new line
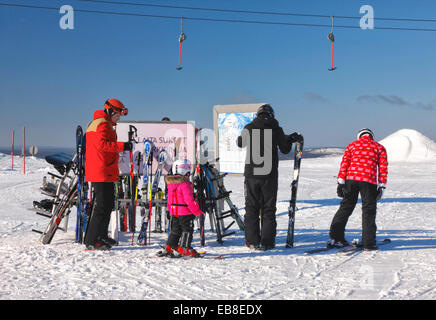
top-left (329, 128), bottom-right (388, 251)
top-left (84, 99), bottom-right (133, 250)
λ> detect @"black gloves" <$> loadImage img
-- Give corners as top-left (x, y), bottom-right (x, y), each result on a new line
top-left (337, 183), bottom-right (345, 198)
top-left (288, 132), bottom-right (304, 144)
top-left (376, 184), bottom-right (386, 201)
top-left (124, 142), bottom-right (133, 151)
top-left (336, 181), bottom-right (386, 200)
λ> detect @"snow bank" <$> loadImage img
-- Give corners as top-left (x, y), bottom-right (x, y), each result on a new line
top-left (379, 129), bottom-right (436, 162)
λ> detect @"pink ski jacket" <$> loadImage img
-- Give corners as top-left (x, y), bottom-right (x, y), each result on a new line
top-left (165, 175), bottom-right (204, 217)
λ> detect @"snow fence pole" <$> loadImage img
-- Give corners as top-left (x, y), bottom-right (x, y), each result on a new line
top-left (23, 127), bottom-right (26, 174)
top-left (11, 130), bottom-right (14, 170)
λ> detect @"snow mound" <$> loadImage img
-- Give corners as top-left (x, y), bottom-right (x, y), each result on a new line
top-left (379, 129), bottom-right (436, 162)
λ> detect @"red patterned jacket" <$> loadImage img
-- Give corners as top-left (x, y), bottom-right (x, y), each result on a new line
top-left (338, 135), bottom-right (388, 185)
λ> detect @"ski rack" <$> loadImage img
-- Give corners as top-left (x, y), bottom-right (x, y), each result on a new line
top-left (115, 174), bottom-right (169, 234)
top-left (195, 162), bottom-right (245, 244)
top-left (112, 162), bottom-right (245, 245)
top-left (32, 154), bottom-right (78, 244)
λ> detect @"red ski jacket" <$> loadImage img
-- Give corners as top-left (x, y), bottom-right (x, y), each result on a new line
top-left (85, 110), bottom-right (125, 182)
top-left (338, 135), bottom-right (388, 185)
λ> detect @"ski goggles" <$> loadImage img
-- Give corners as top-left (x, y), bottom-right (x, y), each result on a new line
top-left (105, 100), bottom-right (128, 116)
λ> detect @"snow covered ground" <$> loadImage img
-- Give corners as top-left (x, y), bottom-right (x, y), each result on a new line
top-left (0, 129), bottom-right (436, 300)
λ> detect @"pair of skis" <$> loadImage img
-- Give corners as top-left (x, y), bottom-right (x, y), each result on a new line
top-left (305, 238), bottom-right (392, 255)
top-left (136, 141), bottom-right (168, 245)
top-left (75, 126), bottom-right (89, 244)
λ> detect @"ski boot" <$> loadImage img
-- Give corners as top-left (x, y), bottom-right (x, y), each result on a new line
top-left (177, 246), bottom-right (202, 258)
top-left (327, 238), bottom-right (350, 249)
top-left (245, 241), bottom-right (260, 251)
top-left (85, 241), bottom-right (111, 251)
top-left (156, 244), bottom-right (180, 258)
top-left (363, 243), bottom-right (379, 252)
top-left (99, 236), bottom-right (117, 247)
top-left (258, 243), bottom-right (275, 251)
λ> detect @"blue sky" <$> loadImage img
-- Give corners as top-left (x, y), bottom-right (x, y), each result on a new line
top-left (1, 0), bottom-right (436, 148)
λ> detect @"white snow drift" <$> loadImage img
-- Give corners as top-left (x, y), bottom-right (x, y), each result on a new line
top-left (380, 129), bottom-right (436, 162)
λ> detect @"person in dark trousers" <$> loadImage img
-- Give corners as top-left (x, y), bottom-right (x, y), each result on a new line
top-left (84, 99), bottom-right (133, 250)
top-left (329, 128), bottom-right (388, 251)
top-left (236, 104), bottom-right (303, 251)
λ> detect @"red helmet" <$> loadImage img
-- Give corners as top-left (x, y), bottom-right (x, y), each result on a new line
top-left (104, 99), bottom-right (128, 116)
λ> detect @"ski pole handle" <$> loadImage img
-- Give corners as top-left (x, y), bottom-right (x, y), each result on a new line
top-left (128, 125), bottom-right (138, 143)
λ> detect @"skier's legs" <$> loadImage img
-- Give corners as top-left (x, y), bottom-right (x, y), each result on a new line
top-left (167, 216), bottom-right (182, 248)
top-left (97, 182), bottom-right (115, 240)
top-left (244, 178), bottom-right (262, 246)
top-left (260, 178), bottom-right (278, 247)
top-left (329, 180), bottom-right (359, 241)
top-left (84, 182), bottom-right (114, 245)
top-left (178, 215), bottom-right (195, 248)
top-left (359, 181), bottom-right (378, 248)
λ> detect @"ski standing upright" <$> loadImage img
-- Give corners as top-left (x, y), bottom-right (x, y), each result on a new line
top-left (286, 137), bottom-right (304, 248)
top-left (136, 139), bottom-right (152, 245)
top-left (146, 149), bottom-right (168, 244)
top-left (75, 125), bottom-right (88, 243)
top-left (128, 125), bottom-right (138, 244)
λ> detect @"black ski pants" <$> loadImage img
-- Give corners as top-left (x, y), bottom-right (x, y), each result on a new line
top-left (84, 182), bottom-right (115, 246)
top-left (329, 180), bottom-right (378, 248)
top-left (167, 215), bottom-right (195, 248)
top-left (244, 177), bottom-right (278, 247)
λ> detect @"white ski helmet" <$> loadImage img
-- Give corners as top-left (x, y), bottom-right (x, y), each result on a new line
top-left (357, 128), bottom-right (374, 140)
top-left (172, 159), bottom-right (192, 176)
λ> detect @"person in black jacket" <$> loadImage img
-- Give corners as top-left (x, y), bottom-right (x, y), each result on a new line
top-left (236, 104), bottom-right (302, 250)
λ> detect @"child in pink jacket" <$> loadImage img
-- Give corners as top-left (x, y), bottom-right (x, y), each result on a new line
top-left (160, 159), bottom-right (204, 257)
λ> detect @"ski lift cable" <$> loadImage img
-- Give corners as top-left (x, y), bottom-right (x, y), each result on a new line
top-left (79, 0), bottom-right (436, 23)
top-left (2, 2), bottom-right (436, 32)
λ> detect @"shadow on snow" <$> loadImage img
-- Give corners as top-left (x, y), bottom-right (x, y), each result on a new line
top-left (276, 197), bottom-right (436, 215)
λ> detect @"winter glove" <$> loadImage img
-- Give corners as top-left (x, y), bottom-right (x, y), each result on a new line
top-left (337, 184), bottom-right (346, 198)
top-left (337, 178), bottom-right (346, 198)
top-left (123, 141), bottom-right (134, 152)
top-left (376, 183), bottom-right (386, 201)
top-left (288, 132), bottom-right (304, 144)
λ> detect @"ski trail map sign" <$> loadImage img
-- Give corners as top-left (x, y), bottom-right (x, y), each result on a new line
top-left (213, 104), bottom-right (266, 175)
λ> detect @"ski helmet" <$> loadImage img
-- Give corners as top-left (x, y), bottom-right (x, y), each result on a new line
top-left (161, 117), bottom-right (171, 121)
top-left (172, 159), bottom-right (192, 176)
top-left (357, 128), bottom-right (374, 139)
top-left (104, 99), bottom-right (128, 116)
top-left (257, 104), bottom-right (275, 118)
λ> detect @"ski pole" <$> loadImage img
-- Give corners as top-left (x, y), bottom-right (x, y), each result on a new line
top-left (128, 125), bottom-right (138, 245)
top-left (148, 151), bottom-right (154, 245)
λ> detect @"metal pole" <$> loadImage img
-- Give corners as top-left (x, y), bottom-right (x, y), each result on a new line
top-left (23, 127), bottom-right (26, 174)
top-left (12, 130), bottom-right (14, 170)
